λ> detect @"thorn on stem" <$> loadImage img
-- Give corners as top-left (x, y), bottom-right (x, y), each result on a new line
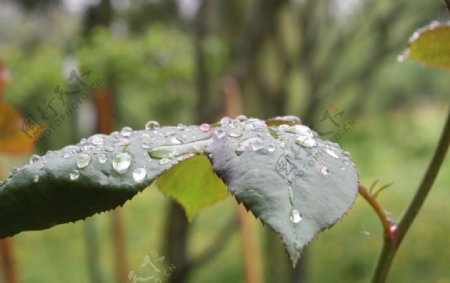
top-left (389, 222), bottom-right (398, 241)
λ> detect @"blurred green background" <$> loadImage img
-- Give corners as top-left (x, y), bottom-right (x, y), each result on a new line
top-left (0, 0), bottom-right (449, 283)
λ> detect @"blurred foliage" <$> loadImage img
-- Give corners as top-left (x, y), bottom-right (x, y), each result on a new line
top-left (76, 26), bottom-right (197, 126)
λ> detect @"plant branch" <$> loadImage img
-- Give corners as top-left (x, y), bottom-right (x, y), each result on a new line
top-left (358, 184), bottom-right (393, 240)
top-left (396, 108), bottom-right (450, 245)
top-left (371, 108), bottom-right (450, 283)
top-left (189, 217), bottom-right (237, 268)
top-left (445, 0), bottom-right (450, 14)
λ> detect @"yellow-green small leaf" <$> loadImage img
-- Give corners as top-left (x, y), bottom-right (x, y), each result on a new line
top-left (403, 22), bottom-right (450, 70)
top-left (157, 154), bottom-right (229, 220)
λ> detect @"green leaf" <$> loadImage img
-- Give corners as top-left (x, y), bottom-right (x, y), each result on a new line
top-left (205, 117), bottom-right (359, 265)
top-left (0, 124), bottom-right (213, 238)
top-left (156, 154), bottom-right (229, 220)
top-left (402, 22), bottom-right (450, 70)
top-left (0, 117), bottom-right (359, 267)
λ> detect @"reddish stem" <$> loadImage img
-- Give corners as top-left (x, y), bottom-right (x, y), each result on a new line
top-left (358, 184), bottom-right (395, 241)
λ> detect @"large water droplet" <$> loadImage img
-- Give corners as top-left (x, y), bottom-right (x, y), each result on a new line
top-left (132, 168), bottom-right (146, 182)
top-left (290, 209), bottom-right (302, 223)
top-left (120, 127), bottom-right (133, 137)
top-left (70, 170), bottom-right (80, 180)
top-left (33, 175), bottom-right (39, 183)
top-left (149, 147), bottom-right (172, 159)
top-left (296, 136), bottom-right (317, 148)
top-left (91, 135), bottom-right (104, 146)
top-left (76, 153), bottom-right (91, 169)
top-left (145, 120), bottom-right (160, 130)
top-left (29, 154), bottom-right (41, 164)
top-left (113, 152), bottom-right (132, 173)
top-left (98, 154), bottom-right (107, 164)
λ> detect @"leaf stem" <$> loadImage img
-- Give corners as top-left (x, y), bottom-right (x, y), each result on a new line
top-left (370, 108), bottom-right (450, 283)
top-left (358, 185), bottom-right (393, 240)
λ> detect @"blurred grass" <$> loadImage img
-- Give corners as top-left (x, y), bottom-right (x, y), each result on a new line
top-left (3, 102), bottom-right (449, 283)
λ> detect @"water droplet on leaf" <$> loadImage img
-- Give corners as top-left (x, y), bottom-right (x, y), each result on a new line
top-left (219, 117), bottom-right (231, 126)
top-left (235, 146), bottom-right (246, 156)
top-left (296, 136), bottom-right (317, 148)
top-left (115, 138), bottom-right (130, 146)
top-left (324, 148), bottom-right (339, 159)
top-left (70, 170), bottom-right (80, 180)
top-left (251, 142), bottom-right (264, 152)
top-left (142, 141), bottom-right (151, 149)
top-left (289, 125), bottom-right (313, 137)
top-left (169, 137), bottom-right (181, 145)
top-left (145, 120), bottom-right (160, 130)
top-left (290, 209), bottom-right (302, 223)
top-left (294, 241), bottom-right (303, 252)
top-left (236, 115), bottom-right (248, 121)
top-left (29, 154), bottom-right (41, 164)
top-left (83, 145), bottom-right (95, 151)
top-left (229, 130), bottom-right (242, 138)
top-left (113, 152), bottom-right (132, 173)
top-left (199, 123), bottom-right (210, 132)
top-left (91, 135), bottom-right (104, 146)
top-left (320, 166), bottom-right (329, 175)
top-left (214, 129), bottom-right (227, 139)
top-left (98, 154), bottom-right (107, 164)
top-left (76, 153), bottom-right (91, 169)
top-left (132, 168), bottom-right (146, 182)
top-left (104, 146), bottom-right (114, 152)
top-left (159, 157), bottom-right (171, 165)
top-left (120, 127), bottom-right (133, 137)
